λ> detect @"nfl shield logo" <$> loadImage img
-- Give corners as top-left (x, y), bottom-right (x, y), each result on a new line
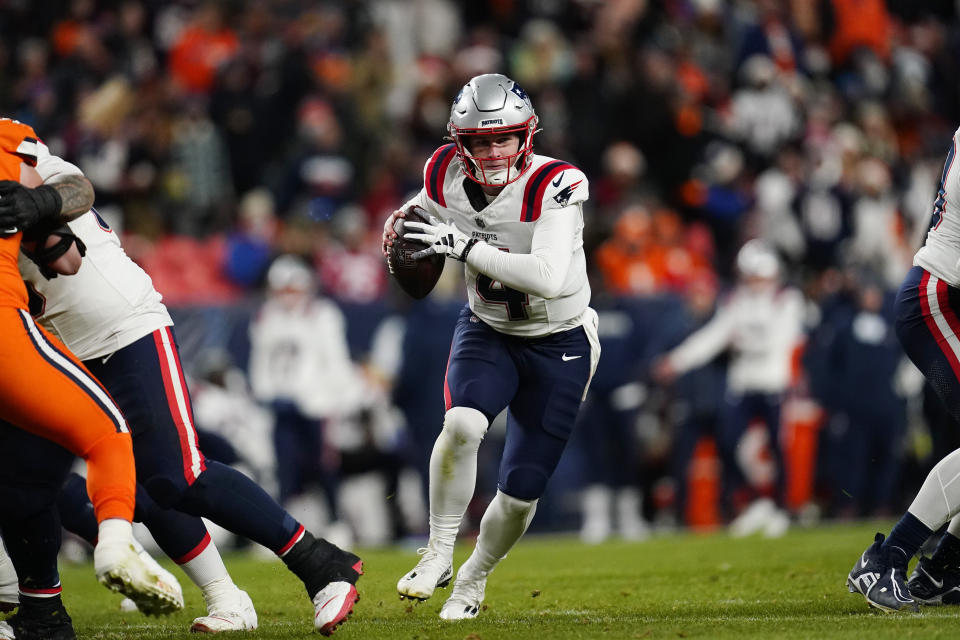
top-left (475, 217), bottom-right (486, 228)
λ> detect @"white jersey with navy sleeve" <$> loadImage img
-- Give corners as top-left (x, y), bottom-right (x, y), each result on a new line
top-left (405, 145), bottom-right (591, 337)
top-left (915, 126), bottom-right (960, 286)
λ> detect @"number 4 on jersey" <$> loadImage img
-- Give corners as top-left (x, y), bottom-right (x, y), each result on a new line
top-left (476, 273), bottom-right (529, 321)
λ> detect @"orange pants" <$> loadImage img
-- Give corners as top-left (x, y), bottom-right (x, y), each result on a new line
top-left (0, 307), bottom-right (135, 522)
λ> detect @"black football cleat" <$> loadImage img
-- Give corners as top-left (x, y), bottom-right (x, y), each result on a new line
top-left (907, 556), bottom-right (960, 605)
top-left (306, 539), bottom-right (363, 635)
top-left (4, 598), bottom-right (77, 640)
top-left (865, 545), bottom-right (919, 613)
top-left (848, 532), bottom-right (885, 596)
top-left (282, 532), bottom-right (363, 635)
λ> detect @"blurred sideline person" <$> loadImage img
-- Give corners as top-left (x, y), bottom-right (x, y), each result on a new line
top-left (12, 143), bottom-right (362, 634)
top-left (0, 117), bottom-right (179, 640)
top-left (804, 274), bottom-right (907, 519)
top-left (848, 125), bottom-right (960, 613)
top-left (248, 255), bottom-right (365, 540)
top-left (573, 295), bottom-right (682, 543)
top-left (652, 240), bottom-right (804, 537)
top-left (382, 73), bottom-right (600, 620)
top-left (656, 271), bottom-right (729, 527)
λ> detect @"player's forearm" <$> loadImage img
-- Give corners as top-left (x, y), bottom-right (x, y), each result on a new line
top-left (48, 174), bottom-right (95, 221)
top-left (467, 242), bottom-right (570, 298)
top-left (465, 205), bottom-right (578, 299)
top-left (667, 313), bottom-right (733, 375)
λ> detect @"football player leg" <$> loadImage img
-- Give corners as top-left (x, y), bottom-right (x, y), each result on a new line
top-left (398, 308), bottom-right (517, 602)
top-left (0, 309), bottom-right (181, 615)
top-left (57, 473), bottom-right (255, 632)
top-left (397, 406), bottom-right (489, 600)
top-left (441, 322), bottom-right (595, 621)
top-left (908, 515), bottom-right (960, 605)
top-left (83, 327), bottom-right (360, 635)
top-left (847, 266), bottom-right (960, 612)
top-left (0, 423), bottom-right (78, 640)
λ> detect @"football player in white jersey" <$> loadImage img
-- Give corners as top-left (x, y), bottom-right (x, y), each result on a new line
top-left (652, 239), bottom-right (804, 538)
top-left (15, 141), bottom-right (363, 635)
top-left (381, 73), bottom-right (600, 620)
top-left (848, 126), bottom-right (960, 612)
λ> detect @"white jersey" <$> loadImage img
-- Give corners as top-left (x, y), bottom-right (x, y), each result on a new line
top-left (405, 145), bottom-right (591, 337)
top-left (19, 210), bottom-right (172, 361)
top-left (915, 126), bottom-right (960, 286)
top-left (19, 148), bottom-right (171, 361)
top-left (248, 296), bottom-right (364, 419)
top-left (667, 285), bottom-right (804, 395)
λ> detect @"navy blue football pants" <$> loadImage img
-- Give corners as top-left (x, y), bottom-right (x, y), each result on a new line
top-left (78, 327), bottom-right (304, 556)
top-left (896, 266), bottom-right (960, 425)
top-left (444, 306), bottom-right (594, 500)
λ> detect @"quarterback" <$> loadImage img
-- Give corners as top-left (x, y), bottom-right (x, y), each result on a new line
top-left (382, 73), bottom-right (600, 620)
top-left (849, 125), bottom-right (960, 611)
top-left (9, 131), bottom-right (362, 635)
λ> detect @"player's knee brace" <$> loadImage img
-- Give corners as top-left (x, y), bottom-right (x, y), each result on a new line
top-left (442, 406), bottom-right (488, 448)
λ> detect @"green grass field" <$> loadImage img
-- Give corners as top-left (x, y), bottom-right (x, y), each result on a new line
top-left (23, 522), bottom-right (960, 639)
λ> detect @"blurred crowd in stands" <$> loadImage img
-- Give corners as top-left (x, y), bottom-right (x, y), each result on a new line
top-left (6, 0), bottom-right (960, 546)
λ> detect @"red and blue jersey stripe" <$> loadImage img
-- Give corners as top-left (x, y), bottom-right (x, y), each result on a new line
top-left (425, 144), bottom-right (456, 207)
top-left (521, 161), bottom-right (575, 222)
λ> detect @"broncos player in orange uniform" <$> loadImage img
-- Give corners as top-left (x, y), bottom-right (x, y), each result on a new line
top-left (0, 118), bottom-right (181, 640)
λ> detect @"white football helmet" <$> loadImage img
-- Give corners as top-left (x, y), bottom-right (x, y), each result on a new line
top-left (736, 239), bottom-right (780, 280)
top-left (267, 254), bottom-right (314, 293)
top-left (448, 73), bottom-right (538, 187)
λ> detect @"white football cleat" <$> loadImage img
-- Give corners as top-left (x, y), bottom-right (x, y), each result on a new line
top-left (0, 620), bottom-right (13, 640)
top-left (94, 538), bottom-right (183, 616)
top-left (439, 567), bottom-right (487, 621)
top-left (191, 588), bottom-right (258, 633)
top-left (396, 542), bottom-right (453, 601)
top-left (729, 498), bottom-right (776, 538)
top-left (762, 507), bottom-right (790, 539)
top-left (312, 581), bottom-right (358, 636)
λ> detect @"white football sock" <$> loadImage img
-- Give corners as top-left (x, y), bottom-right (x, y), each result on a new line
top-left (461, 490), bottom-right (537, 577)
top-left (428, 407), bottom-right (488, 552)
top-left (908, 447), bottom-right (960, 530)
top-left (178, 538), bottom-right (236, 610)
top-left (97, 518), bottom-right (134, 544)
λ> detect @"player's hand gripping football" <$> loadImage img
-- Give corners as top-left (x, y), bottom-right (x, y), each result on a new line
top-left (382, 208), bottom-right (407, 274)
top-left (382, 209), bottom-right (405, 258)
top-left (403, 214), bottom-right (478, 262)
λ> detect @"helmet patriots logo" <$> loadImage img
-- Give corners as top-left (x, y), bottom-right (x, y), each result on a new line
top-left (510, 82), bottom-right (528, 101)
top-left (552, 180), bottom-right (583, 206)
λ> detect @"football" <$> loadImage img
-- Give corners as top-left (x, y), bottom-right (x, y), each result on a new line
top-left (387, 205), bottom-right (446, 299)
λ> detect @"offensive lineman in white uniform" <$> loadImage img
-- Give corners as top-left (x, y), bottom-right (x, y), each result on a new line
top-left (14, 141), bottom-right (363, 635)
top-left (381, 73), bottom-right (600, 620)
top-left (848, 127), bottom-right (960, 612)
